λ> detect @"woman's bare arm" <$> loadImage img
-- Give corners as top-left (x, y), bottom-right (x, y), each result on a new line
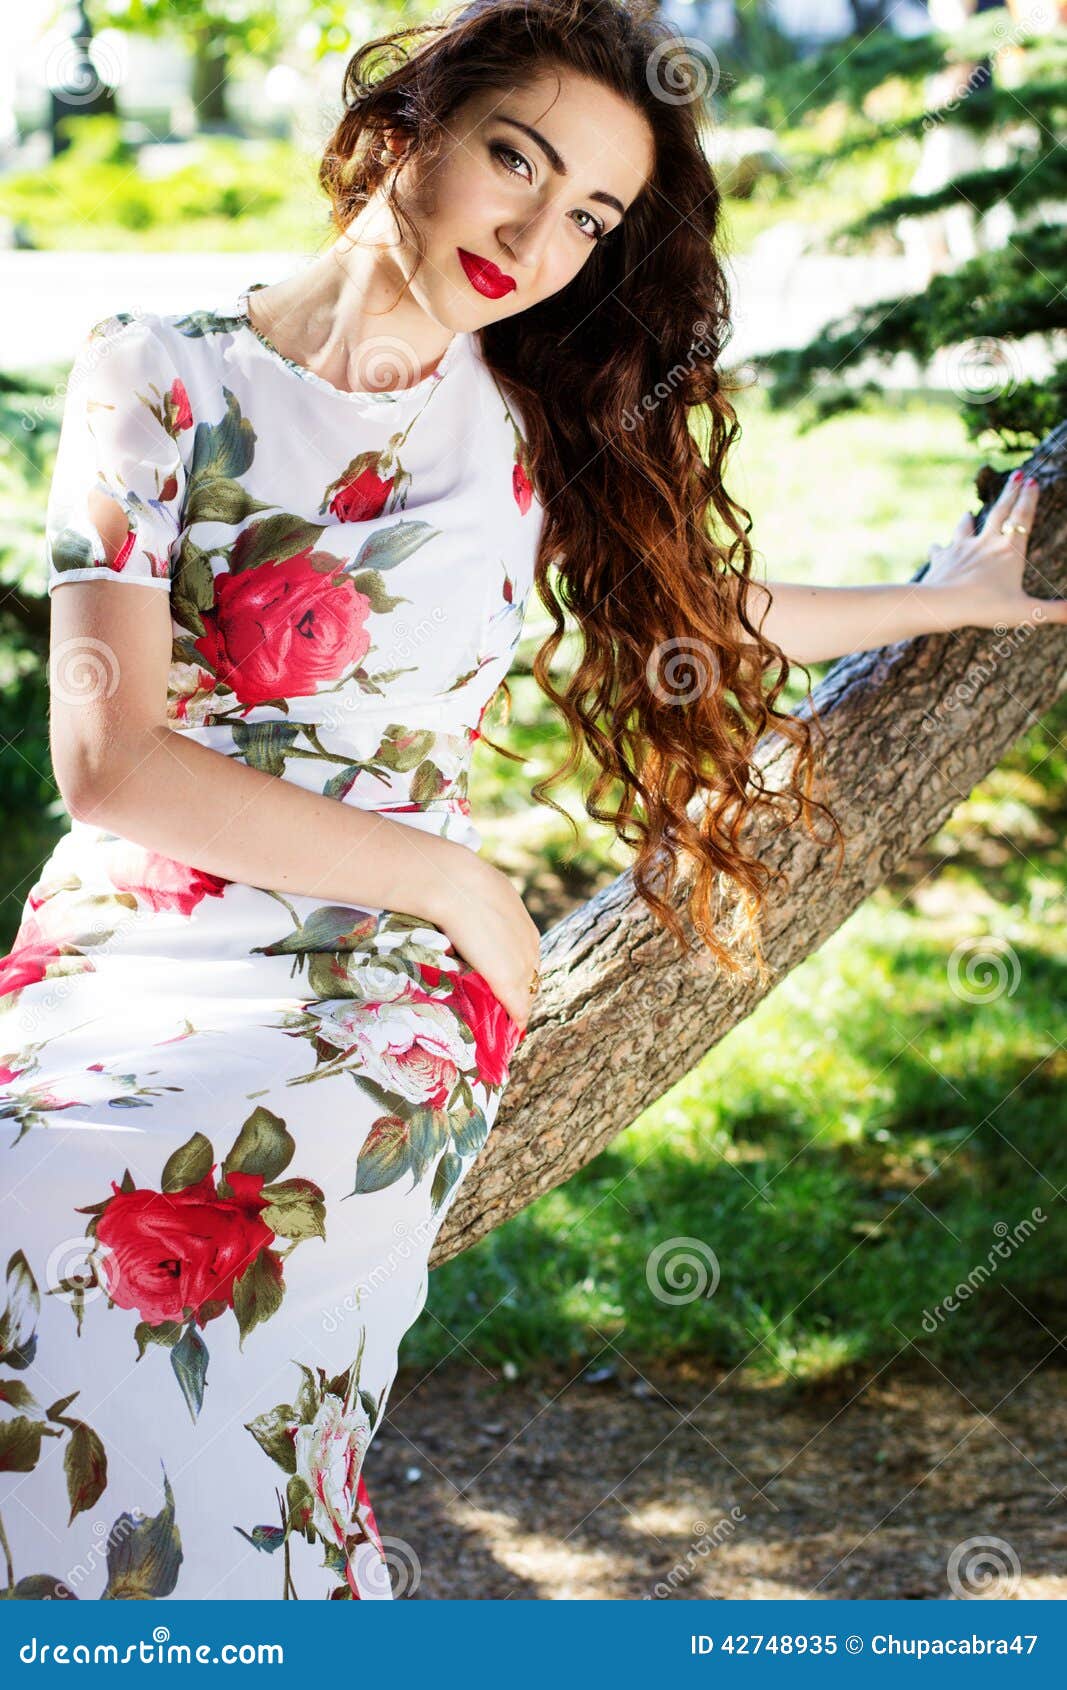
top-left (735, 475), bottom-right (1063, 669)
top-left (66, 719), bottom-right (482, 924)
top-left (48, 578), bottom-right (475, 926)
top-left (741, 576), bottom-right (964, 667)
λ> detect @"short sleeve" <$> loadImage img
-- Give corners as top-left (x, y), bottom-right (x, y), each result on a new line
top-left (46, 313), bottom-right (193, 596)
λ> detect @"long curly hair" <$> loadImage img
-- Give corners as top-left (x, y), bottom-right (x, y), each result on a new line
top-left (318, 0), bottom-right (845, 982)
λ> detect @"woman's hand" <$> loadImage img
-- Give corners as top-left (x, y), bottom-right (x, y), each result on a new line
top-left (435, 853), bottom-right (542, 1032)
top-left (923, 472), bottom-right (1067, 630)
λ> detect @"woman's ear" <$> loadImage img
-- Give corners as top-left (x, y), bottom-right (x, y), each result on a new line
top-left (380, 127), bottom-right (411, 165)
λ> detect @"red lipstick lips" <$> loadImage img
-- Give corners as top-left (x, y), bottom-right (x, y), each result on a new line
top-left (458, 248), bottom-right (516, 299)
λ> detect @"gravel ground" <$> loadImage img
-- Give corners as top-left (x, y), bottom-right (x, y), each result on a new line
top-left (365, 1354), bottom-right (1067, 1600)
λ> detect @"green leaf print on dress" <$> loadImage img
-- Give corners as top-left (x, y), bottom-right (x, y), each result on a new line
top-left (0, 1250), bottom-right (184, 1600)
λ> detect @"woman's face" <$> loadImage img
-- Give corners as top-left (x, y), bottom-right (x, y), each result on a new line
top-left (389, 66), bottom-right (656, 329)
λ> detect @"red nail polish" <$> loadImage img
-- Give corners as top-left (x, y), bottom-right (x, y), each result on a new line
top-left (1010, 469), bottom-right (1023, 482)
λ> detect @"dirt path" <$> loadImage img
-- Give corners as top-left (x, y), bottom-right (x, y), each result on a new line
top-left (366, 1355), bottom-right (1066, 1600)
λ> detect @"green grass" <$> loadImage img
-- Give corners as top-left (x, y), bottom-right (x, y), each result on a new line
top-left (413, 383), bottom-right (1067, 1392)
top-left (0, 118), bottom-right (327, 253)
top-left (417, 791), bottom-right (1067, 1388)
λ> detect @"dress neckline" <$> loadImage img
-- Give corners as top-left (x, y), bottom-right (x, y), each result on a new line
top-left (234, 282), bottom-right (469, 407)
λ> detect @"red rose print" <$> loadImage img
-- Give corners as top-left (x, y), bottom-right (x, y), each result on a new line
top-left (471, 699), bottom-right (490, 745)
top-left (193, 547), bottom-right (372, 709)
top-left (447, 968), bottom-right (522, 1088)
top-left (96, 1167), bottom-right (277, 1327)
top-left (173, 666), bottom-right (215, 722)
top-left (106, 844), bottom-right (229, 916)
top-left (512, 459), bottom-right (533, 514)
top-left (330, 467), bottom-right (395, 523)
top-left (169, 378), bottom-right (193, 432)
top-left (109, 528), bottom-right (136, 572)
top-left (0, 915), bottom-right (70, 998)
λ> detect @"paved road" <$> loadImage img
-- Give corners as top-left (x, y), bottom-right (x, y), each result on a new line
top-left (0, 236), bottom-right (1050, 385)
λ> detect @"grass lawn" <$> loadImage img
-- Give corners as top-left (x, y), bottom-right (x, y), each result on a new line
top-left (417, 383), bottom-right (1067, 1391)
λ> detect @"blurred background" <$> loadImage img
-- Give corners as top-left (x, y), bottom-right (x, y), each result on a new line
top-left (1, 0), bottom-right (1065, 1597)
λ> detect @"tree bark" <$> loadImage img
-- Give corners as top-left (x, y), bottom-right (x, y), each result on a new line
top-left (431, 427), bottom-right (1067, 1268)
top-left (190, 25), bottom-right (230, 129)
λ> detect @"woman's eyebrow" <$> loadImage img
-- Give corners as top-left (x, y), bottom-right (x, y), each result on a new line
top-left (492, 114), bottom-right (626, 215)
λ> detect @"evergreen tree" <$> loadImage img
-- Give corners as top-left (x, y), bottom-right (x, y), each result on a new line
top-left (726, 7), bottom-right (1066, 446)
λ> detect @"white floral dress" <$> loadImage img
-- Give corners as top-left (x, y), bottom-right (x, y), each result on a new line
top-left (0, 284), bottom-right (543, 1600)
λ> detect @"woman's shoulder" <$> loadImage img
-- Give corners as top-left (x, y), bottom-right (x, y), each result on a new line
top-left (73, 298), bottom-right (241, 383)
top-left (63, 309), bottom-right (188, 413)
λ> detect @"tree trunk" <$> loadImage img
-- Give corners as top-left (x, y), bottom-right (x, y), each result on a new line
top-left (431, 427), bottom-right (1067, 1268)
top-left (847, 0), bottom-right (893, 32)
top-left (190, 26), bottom-right (230, 129)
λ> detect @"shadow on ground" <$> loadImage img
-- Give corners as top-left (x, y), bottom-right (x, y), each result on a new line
top-left (368, 1355), bottom-right (1066, 1599)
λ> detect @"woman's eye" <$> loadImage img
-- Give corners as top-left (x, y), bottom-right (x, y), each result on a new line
top-left (573, 210), bottom-right (605, 244)
top-left (490, 142), bottom-right (605, 244)
top-left (490, 142), bottom-right (530, 179)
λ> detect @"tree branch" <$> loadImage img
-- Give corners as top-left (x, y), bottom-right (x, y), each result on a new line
top-left (431, 422), bottom-right (1067, 1268)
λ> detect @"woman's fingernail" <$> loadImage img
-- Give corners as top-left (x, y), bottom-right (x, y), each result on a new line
top-left (1010, 469), bottom-right (1023, 482)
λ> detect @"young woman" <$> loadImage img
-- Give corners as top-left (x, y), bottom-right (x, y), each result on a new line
top-left (0, 0), bottom-right (1056, 1602)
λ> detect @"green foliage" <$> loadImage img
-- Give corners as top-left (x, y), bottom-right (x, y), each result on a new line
top-left (724, 10), bottom-right (1060, 132)
top-left (759, 225), bottom-right (1067, 443)
top-left (419, 689), bottom-right (1067, 1389)
top-left (0, 661), bottom-right (63, 945)
top-left (0, 116), bottom-right (323, 252)
top-left (785, 80), bottom-right (1067, 181)
top-left (726, 10), bottom-right (1065, 445)
top-left (725, 0), bottom-right (798, 79)
top-left (91, 0), bottom-right (431, 62)
top-left (831, 134), bottom-right (1067, 241)
top-left (1, 365), bottom-right (85, 934)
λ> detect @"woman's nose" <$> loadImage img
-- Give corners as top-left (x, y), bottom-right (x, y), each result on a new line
top-left (498, 204), bottom-right (555, 268)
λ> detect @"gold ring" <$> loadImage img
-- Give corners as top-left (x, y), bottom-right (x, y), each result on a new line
top-left (528, 968), bottom-right (541, 994)
top-left (1001, 521), bottom-right (1028, 536)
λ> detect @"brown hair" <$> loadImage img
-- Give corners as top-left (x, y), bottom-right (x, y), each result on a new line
top-left (319, 0), bottom-right (845, 981)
